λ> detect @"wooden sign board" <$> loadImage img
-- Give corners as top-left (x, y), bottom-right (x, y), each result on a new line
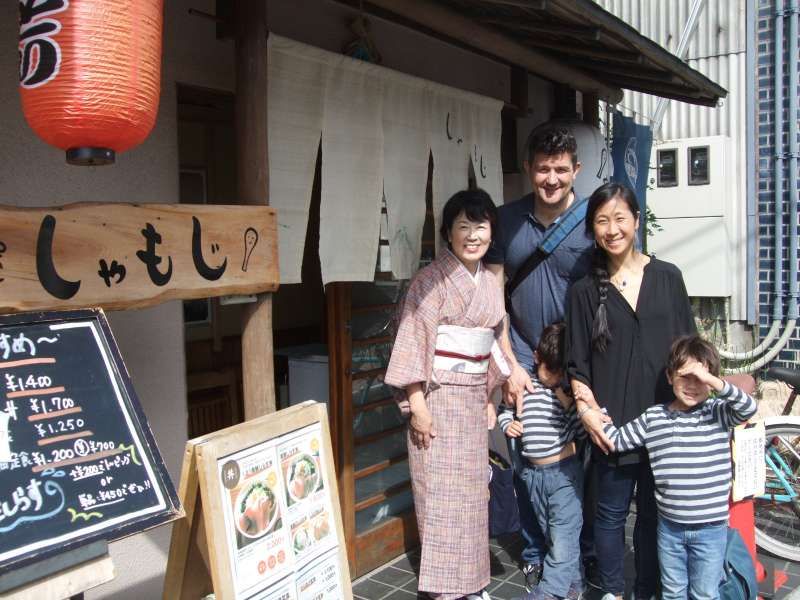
top-left (0, 309), bottom-right (181, 577)
top-left (164, 402), bottom-right (352, 600)
top-left (0, 203), bottom-right (278, 313)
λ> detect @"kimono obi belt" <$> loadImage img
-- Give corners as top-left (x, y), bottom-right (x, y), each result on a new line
top-left (433, 325), bottom-right (500, 374)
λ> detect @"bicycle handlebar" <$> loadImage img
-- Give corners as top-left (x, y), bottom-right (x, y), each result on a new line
top-left (767, 366), bottom-right (800, 389)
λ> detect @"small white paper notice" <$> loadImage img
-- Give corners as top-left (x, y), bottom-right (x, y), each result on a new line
top-left (0, 411), bottom-right (11, 463)
top-left (732, 422), bottom-right (766, 501)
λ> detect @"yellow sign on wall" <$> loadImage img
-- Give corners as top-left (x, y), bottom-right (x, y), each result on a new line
top-left (0, 203), bottom-right (279, 313)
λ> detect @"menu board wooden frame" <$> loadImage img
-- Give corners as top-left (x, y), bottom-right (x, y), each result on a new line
top-left (164, 401), bottom-right (352, 600)
top-left (0, 309), bottom-right (182, 578)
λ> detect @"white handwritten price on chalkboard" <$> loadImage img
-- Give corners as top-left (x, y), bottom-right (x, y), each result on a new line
top-left (29, 396), bottom-right (75, 414)
top-left (34, 418), bottom-right (85, 437)
top-left (5, 373), bottom-right (52, 392)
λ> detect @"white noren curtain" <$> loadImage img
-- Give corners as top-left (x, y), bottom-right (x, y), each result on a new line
top-left (268, 34), bottom-right (503, 284)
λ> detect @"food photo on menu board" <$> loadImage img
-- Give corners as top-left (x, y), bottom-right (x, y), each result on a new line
top-left (215, 421), bottom-right (344, 600)
top-left (278, 426), bottom-right (337, 562)
top-left (219, 441), bottom-right (293, 596)
top-left (284, 448), bottom-right (322, 506)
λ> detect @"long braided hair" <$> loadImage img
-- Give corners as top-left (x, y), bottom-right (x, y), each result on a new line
top-left (584, 182), bottom-right (641, 353)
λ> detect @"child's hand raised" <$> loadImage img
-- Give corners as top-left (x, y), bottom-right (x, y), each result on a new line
top-left (675, 359), bottom-right (724, 392)
top-left (504, 419), bottom-right (523, 438)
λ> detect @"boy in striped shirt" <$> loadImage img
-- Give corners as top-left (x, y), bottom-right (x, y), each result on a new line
top-left (498, 323), bottom-right (586, 600)
top-left (601, 335), bottom-right (757, 600)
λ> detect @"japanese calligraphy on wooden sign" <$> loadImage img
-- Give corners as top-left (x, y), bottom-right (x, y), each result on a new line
top-left (0, 204), bottom-right (278, 313)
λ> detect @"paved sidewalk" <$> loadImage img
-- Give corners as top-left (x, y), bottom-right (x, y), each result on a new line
top-left (352, 534), bottom-right (529, 599)
top-left (353, 519), bottom-right (800, 599)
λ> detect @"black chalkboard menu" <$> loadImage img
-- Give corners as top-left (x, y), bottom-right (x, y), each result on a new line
top-left (0, 309), bottom-right (181, 575)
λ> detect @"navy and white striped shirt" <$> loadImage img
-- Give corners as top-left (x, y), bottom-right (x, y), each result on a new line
top-left (498, 380), bottom-right (585, 460)
top-left (603, 381), bottom-right (757, 524)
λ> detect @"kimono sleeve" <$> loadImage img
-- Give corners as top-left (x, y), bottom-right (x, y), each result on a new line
top-left (384, 270), bottom-right (443, 391)
top-left (565, 280), bottom-right (595, 388)
top-left (487, 321), bottom-right (511, 396)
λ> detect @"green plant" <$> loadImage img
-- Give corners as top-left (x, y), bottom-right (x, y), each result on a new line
top-left (645, 206), bottom-right (662, 238)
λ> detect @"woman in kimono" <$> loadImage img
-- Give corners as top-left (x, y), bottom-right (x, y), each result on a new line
top-left (386, 189), bottom-right (509, 600)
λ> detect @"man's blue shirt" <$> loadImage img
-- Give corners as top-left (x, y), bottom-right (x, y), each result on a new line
top-left (484, 193), bottom-right (593, 370)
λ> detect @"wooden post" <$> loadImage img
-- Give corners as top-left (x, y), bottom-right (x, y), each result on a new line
top-left (582, 92), bottom-right (600, 128)
top-left (326, 282), bottom-right (355, 571)
top-left (553, 84), bottom-right (579, 119)
top-left (235, 0), bottom-right (275, 419)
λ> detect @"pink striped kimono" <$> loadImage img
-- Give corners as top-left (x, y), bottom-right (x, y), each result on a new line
top-left (385, 249), bottom-right (508, 599)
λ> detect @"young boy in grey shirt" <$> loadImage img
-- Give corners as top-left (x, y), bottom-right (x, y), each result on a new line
top-left (498, 323), bottom-right (585, 600)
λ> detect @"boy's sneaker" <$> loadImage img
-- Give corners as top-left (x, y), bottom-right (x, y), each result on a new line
top-left (582, 556), bottom-right (601, 589)
top-left (462, 590), bottom-right (491, 600)
top-left (522, 563), bottom-right (544, 592)
top-left (511, 588), bottom-right (558, 600)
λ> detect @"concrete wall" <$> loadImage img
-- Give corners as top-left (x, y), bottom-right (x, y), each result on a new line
top-left (0, 0), bottom-right (234, 597)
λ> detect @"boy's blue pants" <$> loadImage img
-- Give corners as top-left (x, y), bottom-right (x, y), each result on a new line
top-left (520, 455), bottom-right (585, 598)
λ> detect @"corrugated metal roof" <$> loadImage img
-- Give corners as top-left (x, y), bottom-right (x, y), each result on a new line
top-left (597, 0), bottom-right (745, 57)
top-left (595, 0), bottom-right (744, 139)
top-left (349, 0), bottom-right (728, 106)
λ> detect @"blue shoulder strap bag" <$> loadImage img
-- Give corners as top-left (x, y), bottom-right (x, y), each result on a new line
top-left (503, 196), bottom-right (589, 475)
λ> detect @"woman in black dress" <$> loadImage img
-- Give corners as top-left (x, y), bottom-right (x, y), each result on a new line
top-left (565, 183), bottom-right (695, 600)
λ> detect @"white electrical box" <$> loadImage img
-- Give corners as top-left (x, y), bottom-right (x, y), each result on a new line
top-left (648, 216), bottom-right (731, 297)
top-left (646, 136), bottom-right (738, 299)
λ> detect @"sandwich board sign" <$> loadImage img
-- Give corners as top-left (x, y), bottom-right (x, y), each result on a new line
top-left (164, 401), bottom-right (352, 600)
top-left (0, 308), bottom-right (181, 591)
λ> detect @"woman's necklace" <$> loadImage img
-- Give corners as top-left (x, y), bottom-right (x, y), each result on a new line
top-left (610, 257), bottom-right (640, 292)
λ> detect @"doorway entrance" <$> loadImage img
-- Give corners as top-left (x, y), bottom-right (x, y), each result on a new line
top-left (176, 84), bottom-right (432, 576)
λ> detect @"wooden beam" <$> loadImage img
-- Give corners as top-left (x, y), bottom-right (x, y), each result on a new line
top-left (606, 75), bottom-right (718, 106)
top-left (561, 59), bottom-right (678, 83)
top-left (353, 481), bottom-right (412, 512)
top-left (478, 0), bottom-right (547, 9)
top-left (354, 453), bottom-right (408, 480)
top-left (235, 0), bottom-right (275, 420)
top-left (482, 17), bottom-right (601, 41)
top-left (524, 37), bottom-right (643, 64)
top-left (363, 0), bottom-right (623, 103)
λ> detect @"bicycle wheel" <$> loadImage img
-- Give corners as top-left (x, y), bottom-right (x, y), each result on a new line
top-left (754, 416), bottom-right (800, 561)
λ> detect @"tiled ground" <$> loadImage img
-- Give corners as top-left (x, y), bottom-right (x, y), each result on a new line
top-left (353, 516), bottom-right (800, 600)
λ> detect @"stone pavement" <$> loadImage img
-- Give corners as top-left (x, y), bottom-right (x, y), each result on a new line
top-left (353, 519), bottom-right (800, 600)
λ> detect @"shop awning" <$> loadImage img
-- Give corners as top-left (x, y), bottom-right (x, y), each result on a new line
top-left (357, 0), bottom-right (727, 107)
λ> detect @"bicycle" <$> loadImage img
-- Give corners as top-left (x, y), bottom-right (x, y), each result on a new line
top-left (753, 366), bottom-right (800, 561)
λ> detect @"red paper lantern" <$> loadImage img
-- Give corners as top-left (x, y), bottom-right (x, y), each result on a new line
top-left (18, 0), bottom-right (164, 166)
